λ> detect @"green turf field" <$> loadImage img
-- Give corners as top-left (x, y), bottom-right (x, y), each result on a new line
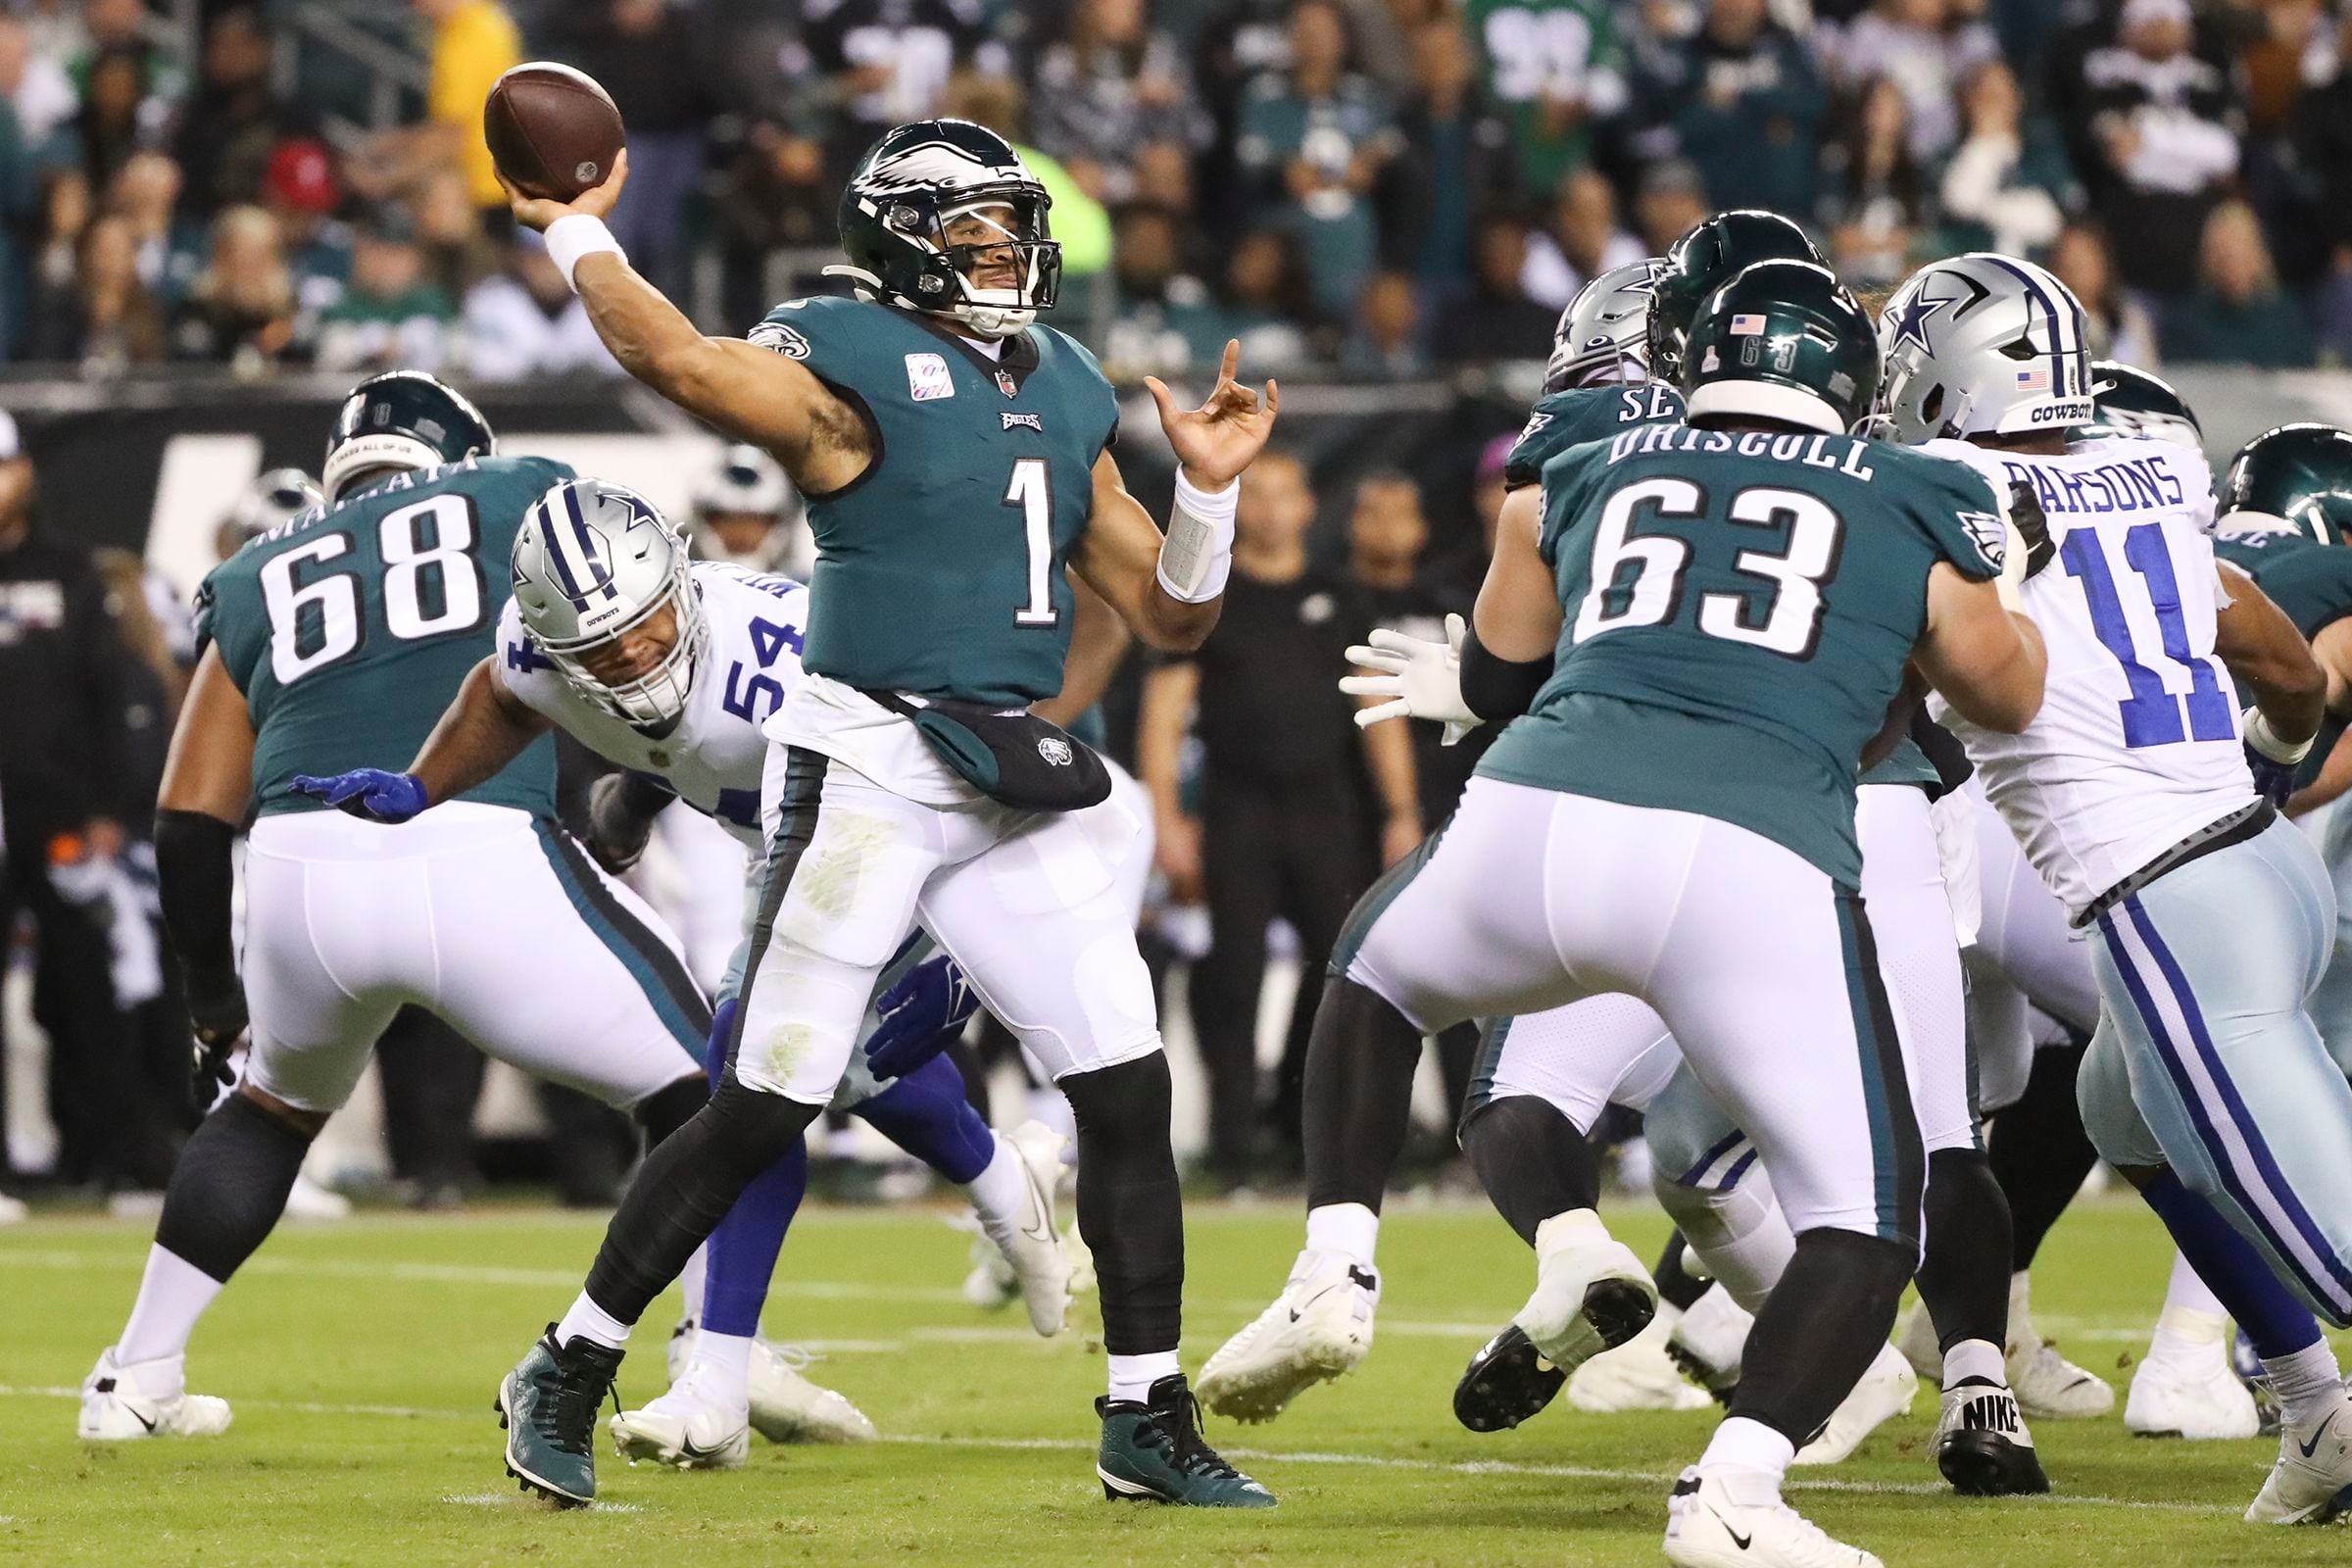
top-left (0, 1195), bottom-right (2340, 1566)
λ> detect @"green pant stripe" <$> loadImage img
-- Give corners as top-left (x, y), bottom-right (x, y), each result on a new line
top-left (1461, 1015), bottom-right (1515, 1120)
top-left (724, 748), bottom-right (830, 1076)
top-left (1836, 888), bottom-right (1924, 1247)
top-left (1331, 815), bottom-right (1451, 977)
top-left (532, 818), bottom-right (710, 1053)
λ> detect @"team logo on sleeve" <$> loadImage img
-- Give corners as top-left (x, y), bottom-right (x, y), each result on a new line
top-left (906, 353), bottom-right (956, 402)
top-left (749, 320), bottom-right (810, 359)
top-left (1517, 411), bottom-right (1552, 443)
top-left (1956, 510), bottom-right (2008, 573)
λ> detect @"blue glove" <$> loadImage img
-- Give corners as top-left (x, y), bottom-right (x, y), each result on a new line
top-left (863, 956), bottom-right (980, 1082)
top-left (2246, 745), bottom-right (2298, 809)
top-left (286, 768), bottom-right (430, 823)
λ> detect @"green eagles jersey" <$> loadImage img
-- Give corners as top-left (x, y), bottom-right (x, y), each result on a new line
top-left (1477, 423), bottom-right (2005, 885)
top-left (200, 455), bottom-right (569, 819)
top-left (750, 295), bottom-right (1122, 707)
top-left (2214, 531), bottom-right (2352, 640)
top-left (1461, 0), bottom-right (1623, 199)
top-left (1503, 382), bottom-right (1687, 491)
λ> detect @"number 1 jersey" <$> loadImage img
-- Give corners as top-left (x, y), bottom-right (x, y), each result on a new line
top-left (495, 561), bottom-right (810, 851)
top-left (199, 455), bottom-right (571, 820)
top-left (1928, 435), bottom-right (2255, 918)
top-left (1477, 423), bottom-right (2004, 887)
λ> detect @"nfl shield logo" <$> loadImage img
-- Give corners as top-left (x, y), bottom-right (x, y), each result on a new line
top-left (996, 368), bottom-right (1017, 398)
top-left (1037, 736), bottom-right (1074, 767)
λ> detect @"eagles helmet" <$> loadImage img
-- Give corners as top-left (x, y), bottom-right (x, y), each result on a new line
top-left (1544, 259), bottom-right (1666, 393)
top-left (2217, 423), bottom-right (2352, 545)
top-left (511, 478), bottom-right (707, 726)
top-left (229, 467), bottom-right (324, 539)
top-left (321, 370), bottom-right (496, 501)
top-left (1646, 212), bottom-right (1822, 384)
top-left (1875, 254), bottom-right (2096, 445)
top-left (1680, 260), bottom-right (1880, 436)
top-left (2078, 361), bottom-right (2201, 450)
top-left (830, 120), bottom-right (1060, 341)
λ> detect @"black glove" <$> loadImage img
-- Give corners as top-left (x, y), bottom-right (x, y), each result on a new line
top-left (2008, 480), bottom-right (2054, 581)
top-left (585, 770), bottom-right (669, 875)
top-left (2246, 745), bottom-right (2300, 808)
top-left (185, 967), bottom-right (248, 1107)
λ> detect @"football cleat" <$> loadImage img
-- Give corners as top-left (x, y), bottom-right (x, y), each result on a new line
top-left (2233, 1328), bottom-right (2282, 1436)
top-left (1197, 1249), bottom-right (1379, 1423)
top-left (1097, 1374), bottom-right (1276, 1507)
top-left (283, 1172), bottom-right (352, 1221)
top-left (663, 1320), bottom-right (876, 1445)
top-left (1665, 1285), bottom-right (1750, 1406)
top-left (77, 1348), bottom-right (232, 1441)
top-left (2127, 1334), bottom-right (2261, 1441)
top-left (1567, 1304), bottom-right (1716, 1414)
top-left (0, 1191), bottom-right (28, 1225)
top-left (1933, 1376), bottom-right (2049, 1496)
top-left (1663, 1466), bottom-right (1883, 1568)
top-left (2246, 1388), bottom-right (2352, 1524)
top-left (996, 1120), bottom-right (1074, 1336)
top-left (2005, 1273), bottom-right (2114, 1418)
top-left (1793, 1343), bottom-right (1915, 1466)
top-left (1454, 1326), bottom-right (1565, 1432)
top-left (496, 1325), bottom-right (623, 1506)
top-left (1512, 1210), bottom-right (1655, 1374)
top-left (610, 1356), bottom-right (751, 1470)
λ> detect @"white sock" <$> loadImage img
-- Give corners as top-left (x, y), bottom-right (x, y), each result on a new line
top-left (1941, 1337), bottom-right (2006, 1388)
top-left (1673, 1283), bottom-right (1753, 1376)
top-left (964, 1136), bottom-right (1030, 1258)
top-left (1697, 1414), bottom-right (1794, 1486)
top-left (679, 1243), bottom-right (709, 1326)
top-left (117, 1246), bottom-right (222, 1366)
top-left (1658, 1177), bottom-right (1791, 1314)
top-left (555, 1290), bottom-right (633, 1351)
top-left (2145, 1252), bottom-right (2230, 1369)
top-left (2160, 1248), bottom-right (2228, 1319)
top-left (2005, 1270), bottom-right (2039, 1352)
top-left (1304, 1201), bottom-right (1380, 1270)
top-left (690, 1329), bottom-right (755, 1405)
top-left (2261, 1341), bottom-right (2344, 1432)
top-left (1107, 1349), bottom-right (1182, 1404)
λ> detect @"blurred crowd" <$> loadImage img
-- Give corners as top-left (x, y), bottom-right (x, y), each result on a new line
top-left (1, 0), bottom-right (2350, 380)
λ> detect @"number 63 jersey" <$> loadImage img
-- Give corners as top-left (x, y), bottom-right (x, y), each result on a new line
top-left (199, 454), bottom-right (572, 820)
top-left (494, 560), bottom-right (809, 851)
top-left (1926, 435), bottom-right (2257, 919)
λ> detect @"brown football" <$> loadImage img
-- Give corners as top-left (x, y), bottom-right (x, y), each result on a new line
top-left (483, 62), bottom-right (625, 201)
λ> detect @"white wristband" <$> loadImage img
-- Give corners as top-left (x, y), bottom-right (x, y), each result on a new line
top-left (1155, 470), bottom-right (1238, 604)
top-left (544, 215), bottom-right (624, 292)
top-left (2244, 708), bottom-right (2315, 765)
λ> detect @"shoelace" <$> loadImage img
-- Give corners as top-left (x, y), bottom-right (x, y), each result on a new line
top-left (536, 1350), bottom-right (621, 1455)
top-left (1150, 1391), bottom-right (1244, 1481)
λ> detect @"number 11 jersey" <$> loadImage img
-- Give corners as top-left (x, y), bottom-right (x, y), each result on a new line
top-left (1928, 434), bottom-right (2254, 918)
top-left (1476, 424), bottom-right (2004, 887)
top-left (199, 454), bottom-right (571, 821)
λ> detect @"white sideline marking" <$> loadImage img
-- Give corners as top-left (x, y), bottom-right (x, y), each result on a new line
top-left (443, 1491), bottom-right (642, 1513)
top-left (0, 1384), bottom-right (2242, 1515)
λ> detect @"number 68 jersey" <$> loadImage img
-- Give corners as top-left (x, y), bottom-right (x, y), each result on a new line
top-left (200, 454), bottom-right (572, 820)
top-left (494, 559), bottom-right (810, 851)
top-left (1926, 434), bottom-right (2257, 919)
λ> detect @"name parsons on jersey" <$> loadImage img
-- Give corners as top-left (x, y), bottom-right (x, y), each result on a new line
top-left (1990, 452), bottom-right (2186, 516)
top-left (1606, 422), bottom-right (1883, 479)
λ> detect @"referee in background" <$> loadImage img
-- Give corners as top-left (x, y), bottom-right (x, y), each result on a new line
top-left (1141, 449), bottom-right (1420, 1189)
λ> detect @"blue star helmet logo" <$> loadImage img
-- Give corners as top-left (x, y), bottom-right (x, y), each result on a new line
top-left (1886, 271), bottom-right (1991, 359)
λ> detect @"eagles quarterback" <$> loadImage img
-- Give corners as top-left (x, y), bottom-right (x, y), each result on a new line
top-left (484, 120), bottom-right (1279, 1508)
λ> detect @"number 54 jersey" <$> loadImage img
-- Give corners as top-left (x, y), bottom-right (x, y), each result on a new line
top-left (200, 455), bottom-right (572, 819)
top-left (1926, 435), bottom-right (2256, 918)
top-left (494, 560), bottom-right (809, 851)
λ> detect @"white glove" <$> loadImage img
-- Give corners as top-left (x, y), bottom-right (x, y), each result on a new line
top-left (1341, 612), bottom-right (1481, 745)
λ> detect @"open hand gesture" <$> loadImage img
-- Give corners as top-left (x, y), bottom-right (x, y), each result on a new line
top-left (1144, 339), bottom-right (1280, 492)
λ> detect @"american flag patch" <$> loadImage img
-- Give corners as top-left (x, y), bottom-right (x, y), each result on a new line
top-left (2015, 367), bottom-right (2050, 392)
top-left (1730, 314), bottom-right (1767, 336)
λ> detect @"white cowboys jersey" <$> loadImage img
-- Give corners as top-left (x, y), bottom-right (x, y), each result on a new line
top-left (1928, 435), bottom-right (2257, 917)
top-left (496, 561), bottom-right (809, 851)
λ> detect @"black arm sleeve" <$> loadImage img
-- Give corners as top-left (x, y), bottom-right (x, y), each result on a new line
top-left (1459, 621), bottom-right (1555, 723)
top-left (1913, 712), bottom-right (1975, 801)
top-left (154, 808), bottom-right (240, 980)
top-left (618, 769), bottom-right (680, 816)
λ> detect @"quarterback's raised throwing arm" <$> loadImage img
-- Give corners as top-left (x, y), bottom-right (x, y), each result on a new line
top-left (504, 152), bottom-right (1275, 654)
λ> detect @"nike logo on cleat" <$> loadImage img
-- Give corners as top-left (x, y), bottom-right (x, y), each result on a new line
top-left (130, 1409), bottom-right (157, 1433)
top-left (2299, 1412), bottom-right (2337, 1458)
top-left (1708, 1508), bottom-right (1751, 1550)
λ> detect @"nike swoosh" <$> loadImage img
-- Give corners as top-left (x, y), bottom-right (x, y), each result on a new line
top-left (1709, 1508), bottom-right (1751, 1550)
top-left (1288, 1282), bottom-right (1344, 1324)
top-left (1017, 1162), bottom-right (1056, 1247)
top-left (2300, 1412), bottom-right (2337, 1459)
top-left (131, 1409), bottom-right (157, 1433)
top-left (678, 1436), bottom-right (730, 1461)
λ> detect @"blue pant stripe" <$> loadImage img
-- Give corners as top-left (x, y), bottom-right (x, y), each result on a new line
top-left (1677, 1127), bottom-right (1747, 1188)
top-left (2122, 897), bottom-right (2352, 1313)
top-left (1718, 1147), bottom-right (1759, 1192)
top-left (2103, 900), bottom-right (2352, 1317)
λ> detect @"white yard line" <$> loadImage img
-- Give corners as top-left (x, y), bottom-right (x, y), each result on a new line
top-left (0, 1383), bottom-right (2244, 1515)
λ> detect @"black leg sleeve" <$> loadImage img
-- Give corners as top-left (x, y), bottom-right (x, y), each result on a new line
top-left (1300, 976), bottom-right (1427, 1213)
top-left (1727, 1229), bottom-right (1916, 1446)
top-left (1459, 1095), bottom-right (1602, 1246)
top-left (1653, 1230), bottom-right (1712, 1312)
top-left (1061, 1053), bottom-right (1185, 1356)
top-left (153, 1094), bottom-right (316, 1284)
top-left (1914, 1147), bottom-right (2015, 1351)
top-left (583, 1079), bottom-right (821, 1325)
top-left (1985, 1042), bottom-right (2097, 1271)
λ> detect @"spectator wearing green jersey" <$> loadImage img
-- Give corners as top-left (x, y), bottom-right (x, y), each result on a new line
top-left (1460, 0), bottom-right (1626, 204)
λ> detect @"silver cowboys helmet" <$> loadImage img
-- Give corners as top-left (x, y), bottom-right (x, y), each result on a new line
top-left (1544, 260), bottom-right (1665, 393)
top-left (1875, 253), bottom-right (2097, 445)
top-left (511, 478), bottom-right (706, 727)
top-left (694, 443), bottom-right (791, 520)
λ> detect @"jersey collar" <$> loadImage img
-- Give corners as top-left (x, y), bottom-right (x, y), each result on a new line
top-left (891, 306), bottom-right (1041, 396)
